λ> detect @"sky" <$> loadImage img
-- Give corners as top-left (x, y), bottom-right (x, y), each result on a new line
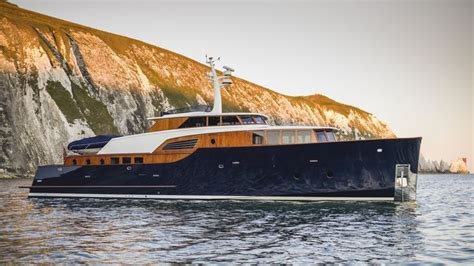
top-left (12, 0), bottom-right (473, 171)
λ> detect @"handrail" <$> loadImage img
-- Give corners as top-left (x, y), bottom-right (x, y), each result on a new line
top-left (160, 105), bottom-right (211, 116)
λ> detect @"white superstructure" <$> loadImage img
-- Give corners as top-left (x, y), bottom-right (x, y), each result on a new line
top-left (97, 125), bottom-right (337, 155)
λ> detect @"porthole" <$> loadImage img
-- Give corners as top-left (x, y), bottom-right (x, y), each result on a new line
top-left (126, 166), bottom-right (132, 171)
top-left (293, 173), bottom-right (301, 180)
top-left (326, 170), bottom-right (334, 178)
top-left (211, 139), bottom-right (216, 144)
top-left (218, 164), bottom-right (224, 169)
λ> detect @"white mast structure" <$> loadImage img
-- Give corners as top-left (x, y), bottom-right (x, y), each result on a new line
top-left (206, 56), bottom-right (234, 114)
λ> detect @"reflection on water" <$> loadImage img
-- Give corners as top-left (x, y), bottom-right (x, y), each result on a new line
top-left (0, 175), bottom-right (473, 263)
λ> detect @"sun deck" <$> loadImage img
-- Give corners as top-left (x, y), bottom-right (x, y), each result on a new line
top-left (147, 112), bottom-right (271, 132)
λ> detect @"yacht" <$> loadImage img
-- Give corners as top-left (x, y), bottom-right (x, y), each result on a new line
top-left (24, 57), bottom-right (421, 201)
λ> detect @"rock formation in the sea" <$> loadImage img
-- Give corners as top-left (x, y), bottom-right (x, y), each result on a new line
top-left (0, 1), bottom-right (395, 176)
top-left (449, 158), bottom-right (469, 174)
top-left (419, 155), bottom-right (470, 174)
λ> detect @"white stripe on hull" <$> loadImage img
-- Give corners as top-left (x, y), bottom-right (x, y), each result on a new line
top-left (28, 193), bottom-right (394, 201)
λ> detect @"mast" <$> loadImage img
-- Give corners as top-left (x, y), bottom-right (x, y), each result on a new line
top-left (206, 56), bottom-right (234, 114)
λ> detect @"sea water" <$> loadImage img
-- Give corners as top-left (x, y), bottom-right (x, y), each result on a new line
top-left (0, 174), bottom-right (472, 263)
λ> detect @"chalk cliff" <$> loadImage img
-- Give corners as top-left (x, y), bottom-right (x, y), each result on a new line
top-left (0, 1), bottom-right (395, 175)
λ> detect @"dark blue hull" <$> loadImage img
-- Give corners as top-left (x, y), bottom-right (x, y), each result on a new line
top-left (28, 138), bottom-right (421, 201)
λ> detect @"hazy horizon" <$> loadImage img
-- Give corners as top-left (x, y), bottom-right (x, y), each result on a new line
top-left (11, 0), bottom-right (473, 171)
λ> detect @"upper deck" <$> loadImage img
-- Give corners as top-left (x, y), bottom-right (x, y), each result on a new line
top-left (62, 57), bottom-right (340, 166)
top-left (147, 112), bottom-right (270, 132)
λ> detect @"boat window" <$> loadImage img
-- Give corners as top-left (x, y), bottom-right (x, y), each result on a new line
top-left (134, 157), bottom-right (143, 164)
top-left (253, 116), bottom-right (266, 124)
top-left (316, 131), bottom-right (327, 143)
top-left (239, 116), bottom-right (254, 124)
top-left (326, 130), bottom-right (336, 142)
top-left (282, 130), bottom-right (296, 144)
top-left (100, 159), bottom-right (105, 165)
top-left (208, 116), bottom-right (220, 126)
top-left (221, 116), bottom-right (240, 126)
top-left (72, 159), bottom-right (77, 165)
top-left (179, 116), bottom-right (207, 128)
top-left (297, 130), bottom-right (312, 144)
top-left (86, 159), bottom-right (91, 165)
top-left (267, 130), bottom-right (280, 145)
top-left (122, 157), bottom-right (132, 164)
top-left (111, 157), bottom-right (120, 165)
top-left (252, 131), bottom-right (264, 144)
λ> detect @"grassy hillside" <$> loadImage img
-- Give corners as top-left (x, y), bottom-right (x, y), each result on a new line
top-left (0, 0), bottom-right (394, 137)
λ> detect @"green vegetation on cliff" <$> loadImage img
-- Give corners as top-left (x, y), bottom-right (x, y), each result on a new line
top-left (45, 81), bottom-right (82, 121)
top-left (71, 83), bottom-right (118, 135)
top-left (45, 81), bottom-right (118, 135)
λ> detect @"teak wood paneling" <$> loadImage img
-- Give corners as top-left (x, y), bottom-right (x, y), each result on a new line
top-left (154, 131), bottom-right (253, 152)
top-left (64, 153), bottom-right (192, 166)
top-left (147, 117), bottom-right (187, 132)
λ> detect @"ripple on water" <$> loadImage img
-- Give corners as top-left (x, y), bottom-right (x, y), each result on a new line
top-left (0, 175), bottom-right (473, 263)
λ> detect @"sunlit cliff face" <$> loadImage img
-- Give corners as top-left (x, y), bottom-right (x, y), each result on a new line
top-left (0, 1), bottom-right (394, 174)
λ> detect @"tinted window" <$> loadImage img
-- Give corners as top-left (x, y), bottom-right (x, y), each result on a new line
top-left (180, 117), bottom-right (207, 128)
top-left (239, 116), bottom-right (254, 124)
top-left (111, 157), bottom-right (120, 165)
top-left (122, 157), bottom-right (131, 164)
top-left (208, 116), bottom-right (220, 126)
top-left (282, 130), bottom-right (296, 144)
top-left (134, 157), bottom-right (143, 164)
top-left (252, 131), bottom-right (264, 144)
top-left (316, 131), bottom-right (327, 142)
top-left (326, 131), bottom-right (336, 142)
top-left (253, 116), bottom-right (266, 124)
top-left (267, 130), bottom-right (280, 145)
top-left (221, 116), bottom-right (240, 125)
top-left (297, 130), bottom-right (312, 143)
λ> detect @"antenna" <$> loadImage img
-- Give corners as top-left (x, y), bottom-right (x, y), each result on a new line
top-left (223, 66), bottom-right (234, 77)
top-left (206, 56), bottom-right (234, 114)
top-left (223, 66), bottom-right (234, 72)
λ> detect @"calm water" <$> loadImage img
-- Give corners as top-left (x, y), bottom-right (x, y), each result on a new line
top-left (0, 175), bottom-right (473, 264)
